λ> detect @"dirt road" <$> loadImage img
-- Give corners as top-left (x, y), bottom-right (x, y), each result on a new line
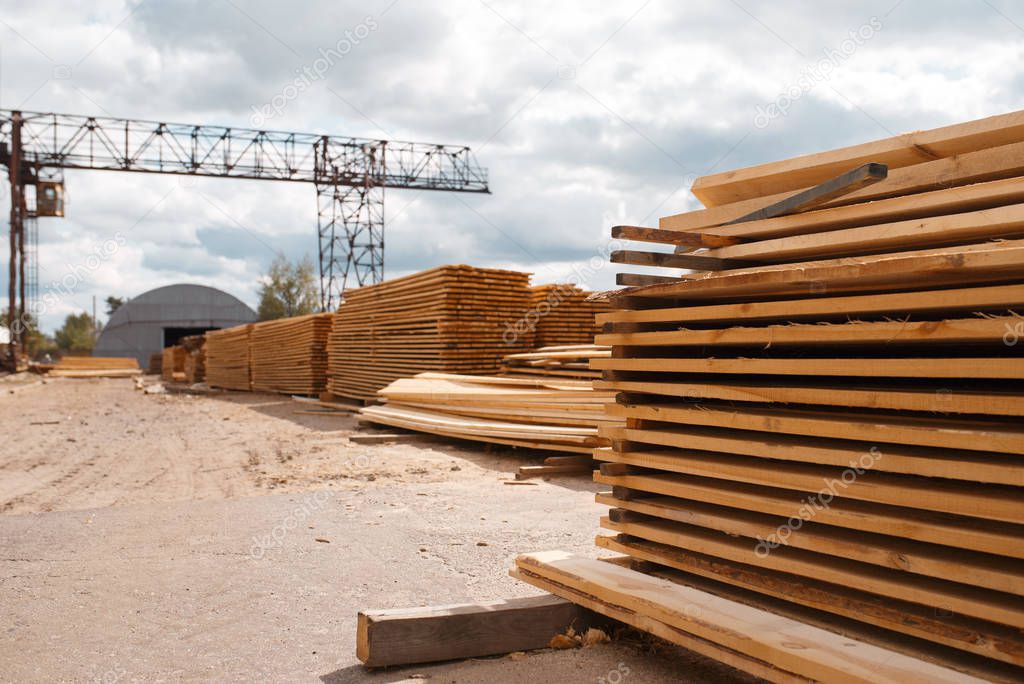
top-left (0, 377), bottom-right (749, 682)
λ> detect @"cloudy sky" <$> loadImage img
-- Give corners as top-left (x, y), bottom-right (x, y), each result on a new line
top-left (0, 0), bottom-right (1022, 332)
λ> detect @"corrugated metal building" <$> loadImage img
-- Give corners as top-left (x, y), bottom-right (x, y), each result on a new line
top-left (95, 284), bottom-right (256, 367)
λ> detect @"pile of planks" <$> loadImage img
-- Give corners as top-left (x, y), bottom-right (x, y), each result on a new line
top-left (326, 265), bottom-right (533, 402)
top-left (204, 324), bottom-right (253, 391)
top-left (161, 345), bottom-right (186, 383)
top-left (527, 284), bottom-right (609, 347)
top-left (49, 356), bottom-right (141, 378)
top-left (181, 334), bottom-right (206, 384)
top-left (515, 110), bottom-right (1024, 683)
top-left (502, 344), bottom-right (609, 379)
top-left (147, 352), bottom-right (162, 375)
top-left (359, 372), bottom-right (621, 463)
top-left (250, 313), bottom-right (333, 395)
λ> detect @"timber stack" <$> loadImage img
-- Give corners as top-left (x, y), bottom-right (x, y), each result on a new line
top-left (501, 344), bottom-right (609, 379)
top-left (360, 372), bottom-right (620, 458)
top-left (513, 110), bottom-right (1024, 682)
top-left (161, 345), bottom-right (186, 383)
top-left (181, 334), bottom-right (206, 384)
top-left (250, 313), bottom-right (333, 395)
top-left (527, 283), bottom-right (609, 347)
top-left (49, 356), bottom-right (141, 378)
top-left (326, 265), bottom-right (532, 402)
top-left (204, 324), bottom-right (252, 391)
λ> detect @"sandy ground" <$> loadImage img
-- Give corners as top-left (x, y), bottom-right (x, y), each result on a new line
top-left (0, 377), bottom-right (752, 683)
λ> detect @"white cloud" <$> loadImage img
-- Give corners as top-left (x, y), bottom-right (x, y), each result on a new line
top-left (1, 0), bottom-right (1022, 333)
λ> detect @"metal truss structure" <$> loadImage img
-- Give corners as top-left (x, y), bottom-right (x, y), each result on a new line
top-left (0, 110), bottom-right (489, 366)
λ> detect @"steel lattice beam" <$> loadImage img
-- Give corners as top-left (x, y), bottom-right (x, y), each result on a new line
top-left (0, 110), bottom-right (488, 366)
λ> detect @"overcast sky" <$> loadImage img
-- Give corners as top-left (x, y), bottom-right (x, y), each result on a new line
top-left (1, 0), bottom-right (1022, 332)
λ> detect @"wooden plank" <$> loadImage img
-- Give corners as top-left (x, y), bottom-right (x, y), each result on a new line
top-left (516, 464), bottom-right (593, 480)
top-left (704, 202), bottom-right (1024, 263)
top-left (591, 356), bottom-right (1024, 380)
top-left (593, 473), bottom-right (1024, 560)
top-left (513, 551), bottom-right (985, 683)
top-left (606, 401), bottom-right (1024, 455)
top-left (600, 515), bottom-right (1024, 628)
top-left (613, 239), bottom-right (1024, 304)
top-left (689, 109), bottom-right (1024, 206)
top-left (597, 534), bottom-right (1024, 673)
top-left (616, 273), bottom-right (684, 286)
top-left (595, 378), bottom-right (1024, 416)
top-left (594, 448), bottom-right (1024, 523)
top-left (724, 162), bottom-right (888, 224)
top-left (509, 566), bottom-right (807, 684)
top-left (356, 594), bottom-right (605, 667)
top-left (600, 423), bottom-right (1024, 485)
top-left (602, 500), bottom-right (1024, 597)
top-left (595, 283), bottom-right (1024, 326)
top-left (611, 224), bottom-right (743, 248)
top-left (663, 140), bottom-right (1024, 232)
top-left (596, 316), bottom-right (1017, 348)
top-left (610, 249), bottom-right (750, 271)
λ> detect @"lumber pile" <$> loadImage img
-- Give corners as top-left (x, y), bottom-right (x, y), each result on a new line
top-left (49, 356), bottom-right (141, 378)
top-left (204, 324), bottom-right (252, 391)
top-left (180, 334), bottom-right (206, 384)
top-left (326, 265), bottom-right (533, 402)
top-left (250, 313), bottom-right (332, 395)
top-left (502, 344), bottom-right (609, 379)
top-left (514, 110), bottom-right (1024, 683)
top-left (147, 352), bottom-right (162, 375)
top-left (359, 372), bottom-right (621, 462)
top-left (527, 284), bottom-right (609, 347)
top-left (161, 345), bottom-right (186, 383)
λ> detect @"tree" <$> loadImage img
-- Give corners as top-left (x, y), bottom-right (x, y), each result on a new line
top-left (257, 253), bottom-right (319, 320)
top-left (2, 308), bottom-right (54, 359)
top-left (54, 312), bottom-right (97, 353)
top-left (105, 296), bottom-right (126, 316)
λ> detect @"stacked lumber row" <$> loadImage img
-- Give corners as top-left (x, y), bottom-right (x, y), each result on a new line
top-left (49, 356), bottom-right (141, 378)
top-left (204, 324), bottom-right (252, 391)
top-left (180, 334), bottom-right (206, 384)
top-left (516, 110), bottom-right (1024, 683)
top-left (250, 313), bottom-right (333, 395)
top-left (502, 344), bottom-right (610, 379)
top-left (326, 265), bottom-right (533, 402)
top-left (161, 345), bottom-right (186, 383)
top-left (147, 352), bottom-right (162, 375)
top-left (359, 372), bottom-right (621, 457)
top-left (527, 284), bottom-right (609, 347)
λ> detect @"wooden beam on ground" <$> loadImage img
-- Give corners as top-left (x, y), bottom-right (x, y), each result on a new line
top-left (512, 551), bottom-right (984, 684)
top-left (356, 594), bottom-right (606, 667)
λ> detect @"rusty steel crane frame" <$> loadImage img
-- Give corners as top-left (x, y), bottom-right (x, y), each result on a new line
top-left (0, 110), bottom-right (489, 368)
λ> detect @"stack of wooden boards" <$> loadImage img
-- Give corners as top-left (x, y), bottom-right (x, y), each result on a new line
top-left (161, 345), bottom-right (186, 383)
top-left (250, 313), bottom-right (333, 395)
top-left (515, 110), bottom-right (1024, 683)
top-left (360, 372), bottom-right (620, 459)
top-left (147, 352), bottom-right (162, 375)
top-left (181, 334), bottom-right (206, 384)
top-left (326, 266), bottom-right (533, 402)
top-left (527, 284), bottom-right (609, 347)
top-left (204, 324), bottom-right (252, 391)
top-left (502, 344), bottom-right (609, 379)
top-left (49, 356), bottom-right (141, 378)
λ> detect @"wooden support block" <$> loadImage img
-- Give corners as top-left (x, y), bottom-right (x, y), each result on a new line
top-left (356, 594), bottom-right (606, 667)
top-left (515, 464), bottom-right (593, 480)
top-left (616, 273), bottom-right (685, 286)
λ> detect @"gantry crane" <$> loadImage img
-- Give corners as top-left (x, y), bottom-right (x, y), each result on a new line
top-left (0, 110), bottom-right (489, 367)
